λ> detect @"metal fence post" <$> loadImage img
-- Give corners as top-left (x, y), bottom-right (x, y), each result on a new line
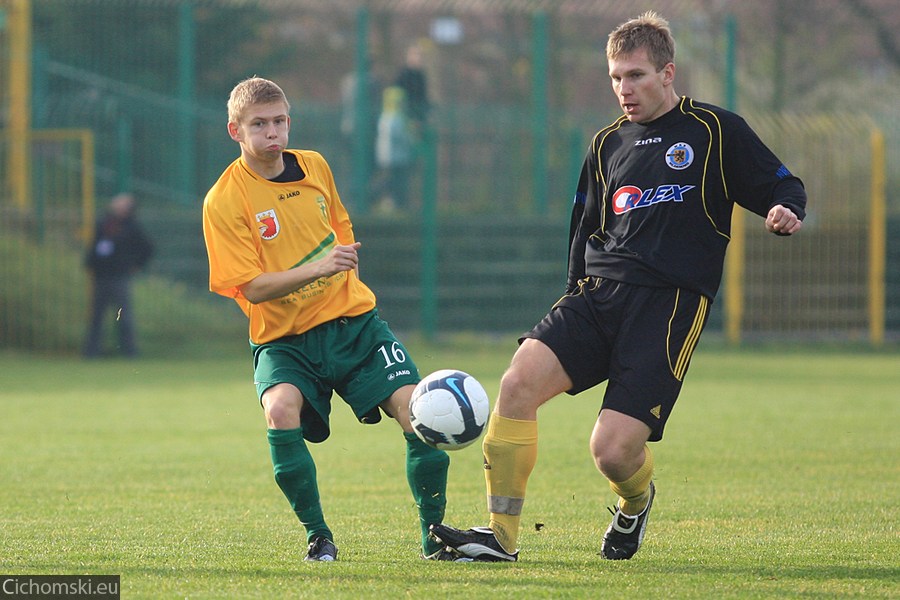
top-left (869, 128), bottom-right (886, 346)
top-left (531, 9), bottom-right (549, 215)
top-left (420, 125), bottom-right (438, 340)
top-left (723, 13), bottom-right (744, 346)
top-left (352, 5), bottom-right (372, 214)
top-left (176, 0), bottom-right (196, 204)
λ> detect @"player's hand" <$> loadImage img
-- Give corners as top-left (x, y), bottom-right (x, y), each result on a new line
top-left (765, 205), bottom-right (803, 236)
top-left (322, 242), bottom-right (361, 276)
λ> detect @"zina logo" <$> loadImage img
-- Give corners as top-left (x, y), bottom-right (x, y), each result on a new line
top-left (612, 184), bottom-right (695, 214)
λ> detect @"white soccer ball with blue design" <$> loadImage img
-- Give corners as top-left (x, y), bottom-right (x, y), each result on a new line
top-left (409, 370), bottom-right (490, 450)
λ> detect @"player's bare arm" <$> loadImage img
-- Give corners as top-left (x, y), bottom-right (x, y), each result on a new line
top-left (240, 242), bottom-right (361, 304)
top-left (765, 204), bottom-right (803, 236)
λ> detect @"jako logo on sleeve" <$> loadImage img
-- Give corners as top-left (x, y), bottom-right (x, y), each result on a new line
top-left (612, 184), bottom-right (695, 214)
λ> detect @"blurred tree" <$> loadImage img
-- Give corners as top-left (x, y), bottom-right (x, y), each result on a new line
top-left (723, 0), bottom-right (899, 113)
top-left (31, 1), bottom-right (295, 102)
top-left (194, 4), bottom-right (305, 103)
top-left (845, 0), bottom-right (900, 69)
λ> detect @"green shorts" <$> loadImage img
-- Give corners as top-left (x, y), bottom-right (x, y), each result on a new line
top-left (250, 309), bottom-right (420, 443)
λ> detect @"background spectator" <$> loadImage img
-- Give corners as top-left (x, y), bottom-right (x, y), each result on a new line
top-left (83, 193), bottom-right (154, 358)
top-left (373, 86), bottom-right (414, 212)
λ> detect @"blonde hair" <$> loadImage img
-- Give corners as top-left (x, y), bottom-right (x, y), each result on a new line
top-left (227, 77), bottom-right (290, 124)
top-left (606, 11), bottom-right (676, 71)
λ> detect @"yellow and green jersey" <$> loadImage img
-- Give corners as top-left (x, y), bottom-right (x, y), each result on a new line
top-left (202, 149), bottom-right (376, 343)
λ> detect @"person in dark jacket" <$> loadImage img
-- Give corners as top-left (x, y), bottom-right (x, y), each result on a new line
top-left (83, 193), bottom-right (154, 358)
top-left (394, 44), bottom-right (430, 134)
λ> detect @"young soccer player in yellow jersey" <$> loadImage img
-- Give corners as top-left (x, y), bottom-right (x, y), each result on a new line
top-left (202, 77), bottom-right (463, 562)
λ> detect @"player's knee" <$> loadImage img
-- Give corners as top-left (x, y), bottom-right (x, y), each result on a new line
top-left (265, 402), bottom-right (296, 429)
top-left (262, 386), bottom-right (303, 429)
top-left (384, 386), bottom-right (414, 430)
top-left (496, 342), bottom-right (570, 416)
top-left (498, 367), bottom-right (543, 411)
top-left (591, 437), bottom-right (639, 481)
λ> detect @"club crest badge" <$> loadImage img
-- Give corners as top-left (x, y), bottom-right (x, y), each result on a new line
top-left (665, 142), bottom-right (694, 170)
top-left (256, 209), bottom-right (280, 240)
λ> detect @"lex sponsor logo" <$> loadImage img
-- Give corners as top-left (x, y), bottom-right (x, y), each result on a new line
top-left (611, 184), bottom-right (695, 215)
top-left (256, 209), bottom-right (280, 240)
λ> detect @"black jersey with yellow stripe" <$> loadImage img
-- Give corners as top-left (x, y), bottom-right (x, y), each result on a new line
top-left (566, 97), bottom-right (806, 299)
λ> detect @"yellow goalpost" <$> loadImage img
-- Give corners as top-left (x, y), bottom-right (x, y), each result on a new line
top-left (724, 114), bottom-right (886, 346)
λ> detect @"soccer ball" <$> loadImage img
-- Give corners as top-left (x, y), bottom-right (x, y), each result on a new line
top-left (409, 369), bottom-right (490, 450)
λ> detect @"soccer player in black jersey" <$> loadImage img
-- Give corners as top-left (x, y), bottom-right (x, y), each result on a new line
top-left (430, 11), bottom-right (806, 562)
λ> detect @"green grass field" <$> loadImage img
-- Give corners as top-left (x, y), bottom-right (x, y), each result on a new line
top-left (1, 341), bottom-right (897, 599)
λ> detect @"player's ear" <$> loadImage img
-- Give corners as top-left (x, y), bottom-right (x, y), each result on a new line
top-left (227, 121), bottom-right (242, 142)
top-left (662, 62), bottom-right (675, 86)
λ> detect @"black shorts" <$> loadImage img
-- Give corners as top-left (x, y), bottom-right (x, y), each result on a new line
top-left (521, 277), bottom-right (710, 441)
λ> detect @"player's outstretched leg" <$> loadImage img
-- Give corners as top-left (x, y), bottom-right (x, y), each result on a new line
top-left (600, 481), bottom-right (655, 560)
top-left (429, 524), bottom-right (519, 562)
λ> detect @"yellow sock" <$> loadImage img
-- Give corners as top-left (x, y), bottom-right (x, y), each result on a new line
top-left (609, 445), bottom-right (654, 515)
top-left (483, 414), bottom-right (538, 553)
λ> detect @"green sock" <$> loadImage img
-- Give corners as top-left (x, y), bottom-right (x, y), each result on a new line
top-left (404, 432), bottom-right (450, 555)
top-left (268, 428), bottom-right (332, 543)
